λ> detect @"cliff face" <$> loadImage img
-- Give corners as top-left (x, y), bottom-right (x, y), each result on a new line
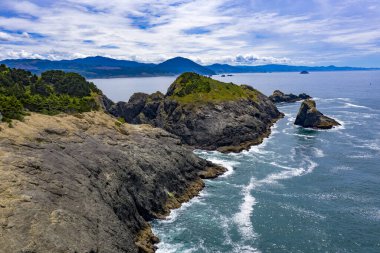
top-left (109, 73), bottom-right (283, 152)
top-left (0, 112), bottom-right (224, 253)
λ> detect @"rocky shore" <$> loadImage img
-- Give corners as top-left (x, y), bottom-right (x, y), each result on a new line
top-left (108, 73), bottom-right (283, 152)
top-left (0, 112), bottom-right (225, 253)
top-left (0, 71), bottom-right (288, 253)
top-left (269, 90), bottom-right (311, 103)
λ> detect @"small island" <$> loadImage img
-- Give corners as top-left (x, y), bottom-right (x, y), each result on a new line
top-left (294, 99), bottom-right (340, 129)
top-left (300, 70), bottom-right (309, 74)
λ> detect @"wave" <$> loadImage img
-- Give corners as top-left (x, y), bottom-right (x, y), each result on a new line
top-left (313, 97), bottom-right (351, 102)
top-left (343, 102), bottom-right (371, 109)
top-left (261, 159), bottom-right (317, 185)
top-left (348, 153), bottom-right (374, 159)
top-left (280, 203), bottom-right (326, 220)
top-left (233, 177), bottom-right (258, 240)
top-left (159, 191), bottom-right (207, 224)
top-left (207, 158), bottom-right (239, 177)
top-left (312, 147), bottom-right (325, 158)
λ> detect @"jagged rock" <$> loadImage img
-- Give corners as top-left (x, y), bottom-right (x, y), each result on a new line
top-left (269, 90), bottom-right (311, 103)
top-left (0, 112), bottom-right (225, 253)
top-left (109, 73), bottom-right (283, 152)
top-left (294, 99), bottom-right (340, 129)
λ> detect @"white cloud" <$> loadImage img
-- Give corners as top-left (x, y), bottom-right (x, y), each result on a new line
top-left (0, 0), bottom-right (378, 66)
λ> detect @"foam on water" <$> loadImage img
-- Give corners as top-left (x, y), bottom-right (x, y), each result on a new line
top-left (343, 102), bottom-right (371, 109)
top-left (312, 147), bottom-right (325, 158)
top-left (159, 191), bottom-right (207, 224)
top-left (206, 157), bottom-right (239, 177)
top-left (233, 177), bottom-right (258, 240)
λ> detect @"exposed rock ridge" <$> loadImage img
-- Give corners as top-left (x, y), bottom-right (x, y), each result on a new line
top-left (294, 99), bottom-right (340, 129)
top-left (0, 112), bottom-right (225, 253)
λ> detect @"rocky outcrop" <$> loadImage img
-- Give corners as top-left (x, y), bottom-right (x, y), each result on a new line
top-left (295, 99), bottom-right (340, 129)
top-left (269, 90), bottom-right (311, 103)
top-left (109, 73), bottom-right (283, 152)
top-left (0, 112), bottom-right (225, 253)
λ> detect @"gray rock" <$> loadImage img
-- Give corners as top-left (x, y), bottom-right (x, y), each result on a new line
top-left (0, 112), bottom-right (223, 253)
top-left (109, 76), bottom-right (283, 152)
top-left (269, 90), bottom-right (311, 103)
top-left (294, 99), bottom-right (340, 129)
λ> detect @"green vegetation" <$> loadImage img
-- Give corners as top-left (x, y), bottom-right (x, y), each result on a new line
top-left (0, 64), bottom-right (100, 122)
top-left (167, 72), bottom-right (259, 104)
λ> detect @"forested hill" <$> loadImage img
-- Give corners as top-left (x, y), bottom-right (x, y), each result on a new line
top-left (0, 64), bottom-right (100, 123)
top-left (1, 56), bottom-right (376, 78)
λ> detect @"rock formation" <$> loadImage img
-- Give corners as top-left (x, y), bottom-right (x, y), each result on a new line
top-left (294, 99), bottom-right (340, 129)
top-left (109, 72), bottom-right (283, 152)
top-left (0, 112), bottom-right (225, 253)
top-left (269, 90), bottom-right (311, 103)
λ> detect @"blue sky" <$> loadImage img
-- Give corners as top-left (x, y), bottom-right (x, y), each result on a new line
top-left (0, 0), bottom-right (379, 67)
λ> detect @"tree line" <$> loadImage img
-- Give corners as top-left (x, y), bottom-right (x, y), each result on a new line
top-left (0, 64), bottom-right (100, 122)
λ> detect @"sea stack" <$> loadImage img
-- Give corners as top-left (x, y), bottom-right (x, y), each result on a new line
top-left (294, 99), bottom-right (340, 129)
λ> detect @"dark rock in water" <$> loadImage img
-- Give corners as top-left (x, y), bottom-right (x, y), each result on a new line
top-left (295, 99), bottom-right (340, 129)
top-left (109, 72), bottom-right (283, 152)
top-left (0, 112), bottom-right (225, 253)
top-left (269, 90), bottom-right (311, 103)
top-left (300, 70), bottom-right (309, 74)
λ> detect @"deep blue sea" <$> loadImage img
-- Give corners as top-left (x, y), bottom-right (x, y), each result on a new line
top-left (93, 71), bottom-right (380, 253)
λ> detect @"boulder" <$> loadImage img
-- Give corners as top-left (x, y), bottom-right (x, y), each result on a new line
top-left (294, 99), bottom-right (340, 129)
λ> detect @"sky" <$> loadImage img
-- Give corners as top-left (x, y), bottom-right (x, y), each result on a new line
top-left (0, 0), bottom-right (379, 67)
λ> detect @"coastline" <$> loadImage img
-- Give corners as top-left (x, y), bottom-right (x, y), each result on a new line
top-left (135, 166), bottom-right (227, 253)
top-left (139, 114), bottom-right (284, 252)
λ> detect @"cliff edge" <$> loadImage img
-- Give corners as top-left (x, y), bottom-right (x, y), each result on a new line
top-left (0, 111), bottom-right (224, 253)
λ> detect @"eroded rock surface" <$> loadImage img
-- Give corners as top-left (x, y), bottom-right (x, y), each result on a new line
top-left (0, 112), bottom-right (224, 253)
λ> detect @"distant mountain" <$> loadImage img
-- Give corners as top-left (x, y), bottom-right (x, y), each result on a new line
top-left (206, 64), bottom-right (377, 73)
top-left (0, 56), bottom-right (377, 78)
top-left (151, 57), bottom-right (215, 75)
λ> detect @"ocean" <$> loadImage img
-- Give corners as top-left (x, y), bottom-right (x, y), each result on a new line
top-left (92, 71), bottom-right (380, 253)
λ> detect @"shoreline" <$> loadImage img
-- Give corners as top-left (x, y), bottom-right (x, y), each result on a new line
top-left (137, 115), bottom-right (284, 252)
top-left (135, 166), bottom-right (227, 252)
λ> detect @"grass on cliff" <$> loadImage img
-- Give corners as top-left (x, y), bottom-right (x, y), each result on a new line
top-left (167, 72), bottom-right (260, 104)
top-left (0, 64), bottom-right (100, 122)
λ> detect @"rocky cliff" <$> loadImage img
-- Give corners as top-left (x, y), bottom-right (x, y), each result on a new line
top-left (0, 111), bottom-right (225, 253)
top-left (109, 73), bottom-right (283, 152)
top-left (294, 99), bottom-right (340, 129)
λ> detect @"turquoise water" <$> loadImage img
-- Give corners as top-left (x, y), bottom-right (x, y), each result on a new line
top-left (150, 72), bottom-right (380, 253)
top-left (93, 71), bottom-right (380, 252)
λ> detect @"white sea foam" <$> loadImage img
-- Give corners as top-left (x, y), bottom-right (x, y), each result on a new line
top-left (348, 152), bottom-right (374, 159)
top-left (233, 177), bottom-right (258, 239)
top-left (156, 242), bottom-right (186, 253)
top-left (331, 165), bottom-right (353, 173)
top-left (281, 203), bottom-right (326, 220)
top-left (312, 147), bottom-right (325, 157)
top-left (159, 191), bottom-right (207, 224)
top-left (207, 158), bottom-right (239, 177)
top-left (261, 159), bottom-right (317, 185)
top-left (343, 102), bottom-right (371, 109)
